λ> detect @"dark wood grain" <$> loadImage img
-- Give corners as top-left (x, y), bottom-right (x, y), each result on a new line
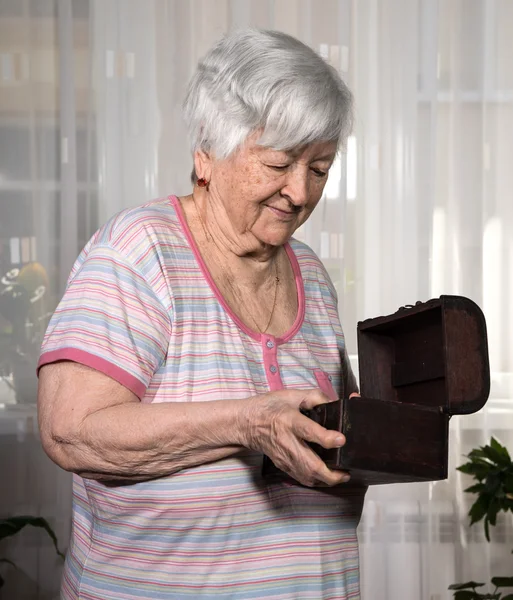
top-left (262, 295), bottom-right (490, 486)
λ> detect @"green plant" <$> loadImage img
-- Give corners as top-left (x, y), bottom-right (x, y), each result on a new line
top-left (449, 437), bottom-right (513, 599)
top-left (0, 516), bottom-right (64, 589)
top-left (448, 579), bottom-right (513, 600)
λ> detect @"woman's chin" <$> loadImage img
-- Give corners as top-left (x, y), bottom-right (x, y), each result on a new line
top-left (255, 222), bottom-right (299, 248)
top-left (257, 232), bottom-right (294, 248)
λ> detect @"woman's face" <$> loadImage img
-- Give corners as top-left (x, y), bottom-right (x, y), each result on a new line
top-left (197, 135), bottom-right (337, 250)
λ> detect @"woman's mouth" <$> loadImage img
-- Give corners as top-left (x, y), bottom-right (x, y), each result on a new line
top-left (265, 205), bottom-right (297, 221)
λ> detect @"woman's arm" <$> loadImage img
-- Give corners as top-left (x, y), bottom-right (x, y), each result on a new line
top-left (38, 361), bottom-right (349, 487)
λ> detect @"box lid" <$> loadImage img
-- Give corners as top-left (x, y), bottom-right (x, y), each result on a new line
top-left (357, 295), bottom-right (490, 416)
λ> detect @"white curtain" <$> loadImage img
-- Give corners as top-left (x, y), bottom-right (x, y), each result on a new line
top-left (0, 1), bottom-right (511, 598)
top-left (351, 2), bottom-right (513, 598)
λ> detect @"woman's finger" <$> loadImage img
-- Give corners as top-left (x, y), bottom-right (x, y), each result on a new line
top-left (293, 413), bottom-right (346, 449)
top-left (294, 446), bottom-right (350, 487)
top-left (297, 389), bottom-right (334, 411)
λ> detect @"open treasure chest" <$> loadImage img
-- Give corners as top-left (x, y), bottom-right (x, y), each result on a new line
top-left (263, 295), bottom-right (490, 487)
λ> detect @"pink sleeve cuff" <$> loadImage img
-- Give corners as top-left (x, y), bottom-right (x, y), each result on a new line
top-left (37, 348), bottom-right (147, 399)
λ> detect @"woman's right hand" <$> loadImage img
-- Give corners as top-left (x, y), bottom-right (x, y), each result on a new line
top-left (240, 389), bottom-right (351, 487)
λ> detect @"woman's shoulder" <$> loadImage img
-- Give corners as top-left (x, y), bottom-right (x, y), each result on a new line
top-left (288, 237), bottom-right (330, 278)
top-left (288, 237), bottom-right (338, 301)
top-left (96, 196), bottom-right (182, 247)
top-left (71, 196), bottom-right (184, 279)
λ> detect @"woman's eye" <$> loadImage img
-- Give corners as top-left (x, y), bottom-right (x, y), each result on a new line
top-left (267, 164), bottom-right (289, 171)
top-left (312, 168), bottom-right (327, 178)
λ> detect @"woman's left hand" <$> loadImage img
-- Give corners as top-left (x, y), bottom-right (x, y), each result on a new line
top-left (240, 388), bottom-right (356, 487)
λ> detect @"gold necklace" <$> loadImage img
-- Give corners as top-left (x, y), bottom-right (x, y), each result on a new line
top-left (191, 194), bottom-right (280, 334)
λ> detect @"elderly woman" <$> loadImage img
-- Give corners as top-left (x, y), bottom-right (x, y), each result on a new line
top-left (38, 28), bottom-right (365, 599)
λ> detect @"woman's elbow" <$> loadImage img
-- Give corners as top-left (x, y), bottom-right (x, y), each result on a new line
top-left (39, 418), bottom-right (81, 472)
top-left (38, 398), bottom-right (81, 473)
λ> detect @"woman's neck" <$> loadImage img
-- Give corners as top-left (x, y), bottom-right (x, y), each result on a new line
top-left (184, 193), bottom-right (281, 288)
top-left (190, 192), bottom-right (279, 261)
top-left (178, 193), bottom-right (297, 336)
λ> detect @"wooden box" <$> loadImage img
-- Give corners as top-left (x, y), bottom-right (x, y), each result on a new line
top-left (263, 296), bottom-right (490, 486)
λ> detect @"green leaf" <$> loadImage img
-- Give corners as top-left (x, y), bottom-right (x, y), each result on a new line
top-left (487, 498), bottom-right (500, 527)
top-left (484, 516), bottom-right (490, 542)
top-left (449, 582), bottom-right (486, 590)
top-left (465, 483), bottom-right (487, 494)
top-left (490, 437), bottom-right (511, 463)
top-left (469, 495), bottom-right (490, 526)
top-left (468, 448), bottom-right (488, 464)
top-left (501, 497), bottom-right (513, 511)
top-left (484, 475), bottom-right (503, 497)
top-left (468, 447), bottom-right (489, 459)
top-left (453, 591), bottom-right (480, 600)
top-left (464, 455), bottom-right (492, 467)
top-left (458, 463), bottom-right (493, 480)
top-left (0, 516), bottom-right (64, 559)
top-left (482, 446), bottom-right (510, 467)
top-left (491, 576), bottom-right (513, 587)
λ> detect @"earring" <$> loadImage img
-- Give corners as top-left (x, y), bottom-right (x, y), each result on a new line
top-left (197, 178), bottom-right (209, 189)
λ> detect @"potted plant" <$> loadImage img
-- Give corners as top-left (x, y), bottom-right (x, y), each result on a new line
top-left (449, 437), bottom-right (513, 599)
top-left (0, 516), bottom-right (64, 589)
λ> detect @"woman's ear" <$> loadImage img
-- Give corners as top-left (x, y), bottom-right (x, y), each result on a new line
top-left (194, 149), bottom-right (213, 183)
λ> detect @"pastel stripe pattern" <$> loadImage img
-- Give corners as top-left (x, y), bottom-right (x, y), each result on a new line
top-left (39, 196), bottom-right (365, 599)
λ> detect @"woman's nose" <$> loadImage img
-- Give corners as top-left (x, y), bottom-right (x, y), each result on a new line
top-left (280, 168), bottom-right (310, 206)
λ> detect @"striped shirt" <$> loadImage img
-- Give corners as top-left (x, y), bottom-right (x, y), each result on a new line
top-left (39, 195), bottom-right (365, 599)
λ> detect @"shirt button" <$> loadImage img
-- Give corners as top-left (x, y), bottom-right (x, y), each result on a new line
top-left (266, 340), bottom-right (274, 349)
top-left (269, 365), bottom-right (278, 374)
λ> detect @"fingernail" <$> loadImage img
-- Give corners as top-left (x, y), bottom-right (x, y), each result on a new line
top-left (342, 474), bottom-right (351, 482)
top-left (335, 436), bottom-right (345, 446)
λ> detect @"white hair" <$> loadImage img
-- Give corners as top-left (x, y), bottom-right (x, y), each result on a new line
top-left (183, 28), bottom-right (353, 169)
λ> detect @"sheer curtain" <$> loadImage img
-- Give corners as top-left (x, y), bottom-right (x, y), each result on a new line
top-left (0, 1), bottom-right (511, 598)
top-left (351, 2), bottom-right (513, 598)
